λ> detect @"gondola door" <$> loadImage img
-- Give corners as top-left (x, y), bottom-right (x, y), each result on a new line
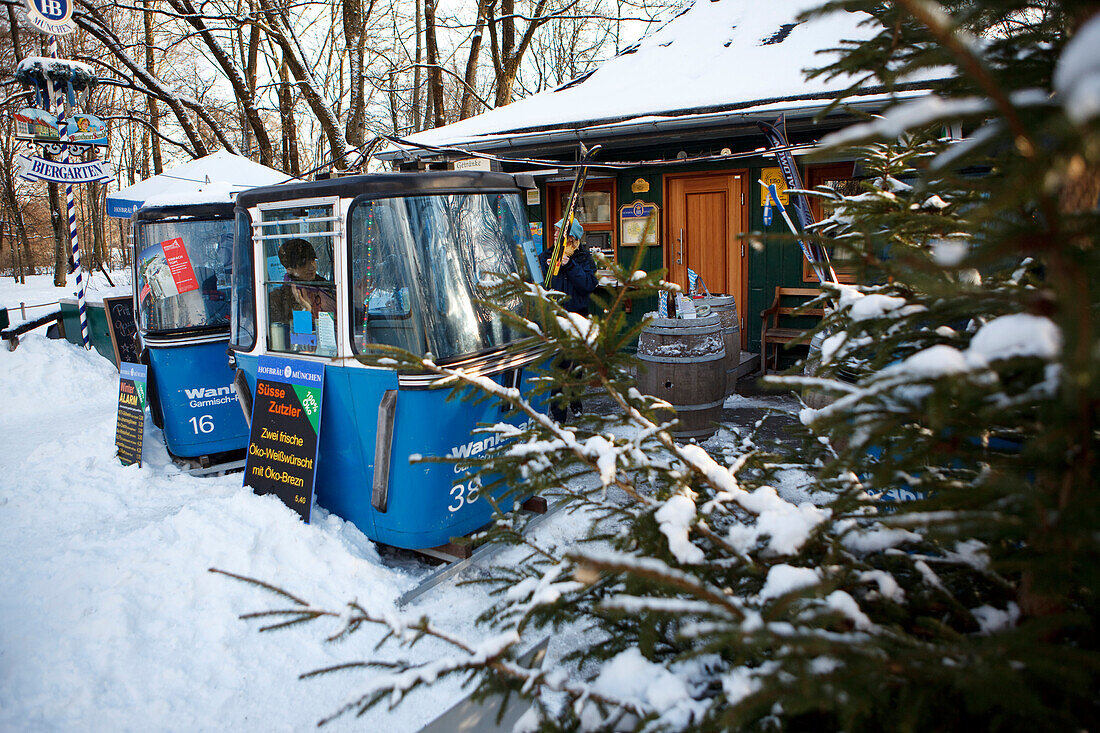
top-left (666, 172), bottom-right (747, 345)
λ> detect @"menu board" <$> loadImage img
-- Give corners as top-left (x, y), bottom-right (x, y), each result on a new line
top-left (243, 355), bottom-right (324, 522)
top-left (116, 361), bottom-right (148, 466)
top-left (619, 200), bottom-right (659, 246)
top-left (103, 296), bottom-right (139, 367)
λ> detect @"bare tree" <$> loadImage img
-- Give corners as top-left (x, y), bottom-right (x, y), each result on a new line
top-left (423, 0), bottom-right (445, 127)
top-left (342, 0), bottom-right (376, 146)
top-left (159, 0), bottom-right (275, 165)
top-left (142, 0), bottom-right (163, 174)
top-left (488, 0), bottom-right (554, 107)
top-left (459, 0), bottom-right (493, 119)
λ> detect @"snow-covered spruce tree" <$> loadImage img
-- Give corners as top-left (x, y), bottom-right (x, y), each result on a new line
top-left (226, 2), bottom-right (1100, 729)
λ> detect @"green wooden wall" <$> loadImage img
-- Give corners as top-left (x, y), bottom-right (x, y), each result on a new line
top-left (524, 156), bottom-right (827, 355)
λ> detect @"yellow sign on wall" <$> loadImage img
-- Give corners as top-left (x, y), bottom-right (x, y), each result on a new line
top-left (759, 167), bottom-right (790, 206)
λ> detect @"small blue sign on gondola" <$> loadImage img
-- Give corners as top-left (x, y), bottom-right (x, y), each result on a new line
top-left (244, 355), bottom-right (324, 522)
top-left (23, 0), bottom-right (75, 34)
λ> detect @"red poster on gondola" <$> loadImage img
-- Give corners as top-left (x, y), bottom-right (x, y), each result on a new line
top-left (159, 237), bottom-right (199, 294)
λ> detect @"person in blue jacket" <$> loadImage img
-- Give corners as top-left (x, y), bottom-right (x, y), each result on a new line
top-left (541, 217), bottom-right (598, 421)
top-left (540, 217), bottom-right (598, 315)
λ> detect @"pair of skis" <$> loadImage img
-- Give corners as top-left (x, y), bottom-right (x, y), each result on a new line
top-left (544, 143), bottom-right (602, 289)
top-left (758, 116), bottom-right (837, 284)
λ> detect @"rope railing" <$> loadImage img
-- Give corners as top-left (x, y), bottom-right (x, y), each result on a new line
top-left (1, 300), bottom-right (62, 319)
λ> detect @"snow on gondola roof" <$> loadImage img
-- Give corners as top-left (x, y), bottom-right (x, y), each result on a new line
top-left (395, 0), bottom-right (941, 152)
top-left (107, 150), bottom-right (290, 218)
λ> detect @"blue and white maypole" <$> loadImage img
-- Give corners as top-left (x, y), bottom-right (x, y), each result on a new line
top-left (49, 35), bottom-right (90, 348)
top-left (13, 0), bottom-right (112, 349)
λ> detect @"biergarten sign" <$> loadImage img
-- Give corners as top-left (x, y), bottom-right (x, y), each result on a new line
top-left (11, 36), bottom-right (104, 353)
top-left (15, 152), bottom-right (113, 184)
top-left (22, 0), bottom-right (75, 35)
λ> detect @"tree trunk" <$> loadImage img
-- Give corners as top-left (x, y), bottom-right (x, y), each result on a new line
top-left (277, 56), bottom-right (301, 176)
top-left (0, 129), bottom-right (31, 284)
top-left (412, 0), bottom-right (423, 131)
top-left (460, 0), bottom-right (492, 119)
top-left (389, 68), bottom-right (400, 134)
top-left (87, 181), bottom-right (108, 272)
top-left (48, 181), bottom-right (67, 287)
top-left (7, 3), bottom-right (24, 62)
top-left (489, 0), bottom-right (549, 107)
top-left (6, 218), bottom-right (19, 284)
top-left (143, 0), bottom-right (163, 175)
top-left (424, 0), bottom-right (446, 128)
top-left (343, 0), bottom-right (371, 146)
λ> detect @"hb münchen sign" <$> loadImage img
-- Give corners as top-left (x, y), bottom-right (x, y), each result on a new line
top-left (23, 0), bottom-right (75, 35)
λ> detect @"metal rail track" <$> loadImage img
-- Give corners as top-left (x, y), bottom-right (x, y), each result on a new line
top-left (396, 497), bottom-right (570, 607)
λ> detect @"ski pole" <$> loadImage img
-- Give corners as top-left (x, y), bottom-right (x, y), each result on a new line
top-left (760, 181), bottom-right (837, 284)
top-left (545, 144), bottom-right (601, 288)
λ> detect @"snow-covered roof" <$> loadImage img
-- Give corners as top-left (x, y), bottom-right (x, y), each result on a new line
top-left (106, 150), bottom-right (290, 219)
top-left (397, 0), bottom-right (938, 154)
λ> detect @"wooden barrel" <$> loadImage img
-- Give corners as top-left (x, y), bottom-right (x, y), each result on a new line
top-left (701, 295), bottom-right (741, 394)
top-left (636, 314), bottom-right (726, 441)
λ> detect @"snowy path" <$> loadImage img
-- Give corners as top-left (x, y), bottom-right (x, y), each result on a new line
top-left (0, 274), bottom-right (808, 732)
top-left (0, 334), bottom-right (514, 731)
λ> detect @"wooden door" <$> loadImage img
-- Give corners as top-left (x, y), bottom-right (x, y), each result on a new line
top-left (666, 172), bottom-right (747, 341)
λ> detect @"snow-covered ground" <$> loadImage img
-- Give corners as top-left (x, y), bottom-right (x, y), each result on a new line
top-left (0, 273), bottom-right (808, 731)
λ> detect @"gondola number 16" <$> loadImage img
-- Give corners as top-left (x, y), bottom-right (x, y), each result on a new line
top-left (448, 476), bottom-right (481, 512)
top-left (189, 414), bottom-right (214, 434)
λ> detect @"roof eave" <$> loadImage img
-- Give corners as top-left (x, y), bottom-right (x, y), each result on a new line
top-left (378, 87), bottom-right (936, 161)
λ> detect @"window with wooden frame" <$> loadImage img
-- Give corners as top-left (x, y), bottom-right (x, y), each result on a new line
top-left (802, 162), bottom-right (861, 284)
top-left (547, 178), bottom-right (616, 260)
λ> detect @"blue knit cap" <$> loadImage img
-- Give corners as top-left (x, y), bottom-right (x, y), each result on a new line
top-left (554, 217), bottom-right (584, 240)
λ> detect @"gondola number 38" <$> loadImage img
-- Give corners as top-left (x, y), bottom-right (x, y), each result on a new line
top-left (448, 477), bottom-right (482, 512)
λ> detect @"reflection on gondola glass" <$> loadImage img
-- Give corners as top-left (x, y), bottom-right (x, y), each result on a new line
top-left (349, 192), bottom-right (533, 359)
top-left (259, 203), bottom-right (338, 358)
top-left (230, 211), bottom-right (255, 350)
top-left (135, 218), bottom-right (234, 333)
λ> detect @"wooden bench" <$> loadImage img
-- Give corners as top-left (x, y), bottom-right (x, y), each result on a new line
top-left (760, 287), bottom-right (826, 373)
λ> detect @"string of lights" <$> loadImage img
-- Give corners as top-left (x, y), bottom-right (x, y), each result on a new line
top-left (292, 132), bottom-right (821, 181)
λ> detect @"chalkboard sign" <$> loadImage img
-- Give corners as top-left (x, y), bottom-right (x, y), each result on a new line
top-left (103, 296), bottom-right (139, 368)
top-left (243, 355), bottom-right (324, 522)
top-left (116, 361), bottom-right (148, 466)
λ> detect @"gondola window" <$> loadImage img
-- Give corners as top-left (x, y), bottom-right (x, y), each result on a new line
top-left (258, 203), bottom-right (339, 357)
top-left (231, 210), bottom-right (255, 350)
top-left (349, 193), bottom-right (533, 360)
top-left (135, 217), bottom-right (234, 335)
